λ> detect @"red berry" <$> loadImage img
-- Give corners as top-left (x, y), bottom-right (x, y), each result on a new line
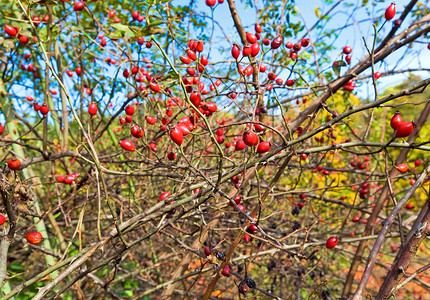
top-left (26, 231), bottom-right (43, 244)
top-left (246, 224), bottom-right (258, 234)
top-left (255, 23), bottom-right (262, 33)
top-left (221, 265), bottom-right (231, 277)
top-left (262, 38), bottom-right (270, 46)
top-left (74, 2), bottom-right (85, 11)
top-left (352, 216), bottom-right (360, 223)
top-left (159, 191), bottom-right (172, 204)
top-left (200, 55), bottom-right (208, 67)
top-left (345, 55), bottom-right (351, 64)
top-left (120, 140), bottom-right (136, 151)
top-left (189, 92), bottom-right (201, 107)
top-left (343, 46), bottom-right (352, 54)
top-left (326, 236), bottom-right (339, 249)
top-left (235, 139), bottom-right (246, 151)
top-left (206, 0), bottom-right (216, 6)
top-left (204, 246), bottom-right (211, 257)
top-left (39, 104), bottom-right (49, 115)
top-left (170, 127), bottom-right (184, 146)
top-left (396, 164), bottom-right (408, 173)
top-left (390, 112), bottom-right (402, 130)
top-left (149, 82), bottom-right (160, 92)
top-left (405, 203), bottom-right (414, 210)
top-left (131, 125), bottom-right (144, 138)
top-left (385, 3), bottom-right (396, 21)
top-left (374, 71), bottom-right (381, 80)
top-left (301, 38), bottom-right (310, 47)
top-left (180, 55), bottom-right (191, 64)
top-left (242, 46), bottom-right (251, 57)
top-left (243, 131), bottom-right (259, 146)
top-left (5, 25), bottom-right (17, 37)
top-left (286, 79), bottom-right (295, 86)
top-left (251, 42), bottom-right (260, 56)
top-left (125, 105), bottom-right (135, 115)
top-left (289, 51), bottom-right (298, 60)
top-left (167, 152), bottom-right (176, 161)
top-left (415, 160), bottom-right (422, 167)
top-left (88, 102), bottom-right (97, 116)
top-left (246, 32), bottom-right (257, 44)
top-left (271, 36), bottom-right (283, 49)
top-left (0, 214), bottom-right (5, 225)
top-left (395, 122), bottom-right (414, 138)
top-left (57, 175), bottom-right (66, 183)
top-left (256, 141), bottom-right (271, 153)
top-left (146, 116), bottom-right (156, 125)
top-left (8, 157), bottom-right (21, 170)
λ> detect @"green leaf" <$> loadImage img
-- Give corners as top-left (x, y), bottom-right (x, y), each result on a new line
top-left (333, 64), bottom-right (340, 77)
top-left (110, 23), bottom-right (130, 32)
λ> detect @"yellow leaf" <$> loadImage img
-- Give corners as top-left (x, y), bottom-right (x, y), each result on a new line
top-left (315, 7), bottom-right (321, 19)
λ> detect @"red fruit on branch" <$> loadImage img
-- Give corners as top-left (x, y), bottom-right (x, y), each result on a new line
top-left (146, 116), bottom-right (156, 125)
top-left (251, 42), bottom-right (260, 56)
top-left (180, 55), bottom-right (191, 64)
top-left (396, 164), bottom-right (408, 173)
top-left (395, 121), bottom-right (415, 138)
top-left (221, 265), bottom-right (231, 276)
top-left (242, 46), bottom-right (251, 56)
top-left (190, 92), bottom-right (201, 107)
top-left (125, 105), bottom-right (135, 115)
top-left (159, 191), bottom-right (172, 202)
top-left (26, 231), bottom-right (43, 244)
top-left (170, 127), bottom-right (184, 145)
top-left (343, 46), bottom-right (352, 54)
top-left (167, 152), bottom-right (176, 161)
top-left (255, 23), bottom-right (262, 33)
top-left (40, 104), bottom-right (49, 115)
top-left (243, 131), bottom-right (259, 146)
top-left (385, 3), bottom-right (396, 21)
top-left (74, 2), bottom-right (85, 11)
top-left (131, 125), bottom-right (144, 138)
top-left (88, 102), bottom-right (97, 116)
top-left (235, 139), bottom-right (246, 151)
top-left (326, 236), bottom-right (339, 249)
top-left (301, 38), bottom-right (310, 47)
top-left (390, 111), bottom-right (402, 130)
top-left (5, 25), bottom-right (17, 36)
top-left (257, 141), bottom-right (271, 153)
top-left (345, 55), bottom-right (351, 64)
top-left (149, 82), bottom-right (160, 92)
top-left (57, 175), bottom-right (66, 183)
top-left (374, 71), bottom-right (381, 80)
top-left (0, 214), bottom-right (6, 225)
top-left (199, 55), bottom-right (209, 66)
top-left (206, 0), bottom-right (216, 6)
top-left (204, 246), bottom-right (211, 257)
top-left (246, 32), bottom-right (257, 44)
top-left (120, 140), bottom-right (136, 151)
top-left (271, 36), bottom-right (283, 49)
top-left (289, 51), bottom-right (298, 60)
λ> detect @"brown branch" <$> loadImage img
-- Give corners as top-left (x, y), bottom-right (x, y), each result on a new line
top-left (351, 165), bottom-right (430, 300)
